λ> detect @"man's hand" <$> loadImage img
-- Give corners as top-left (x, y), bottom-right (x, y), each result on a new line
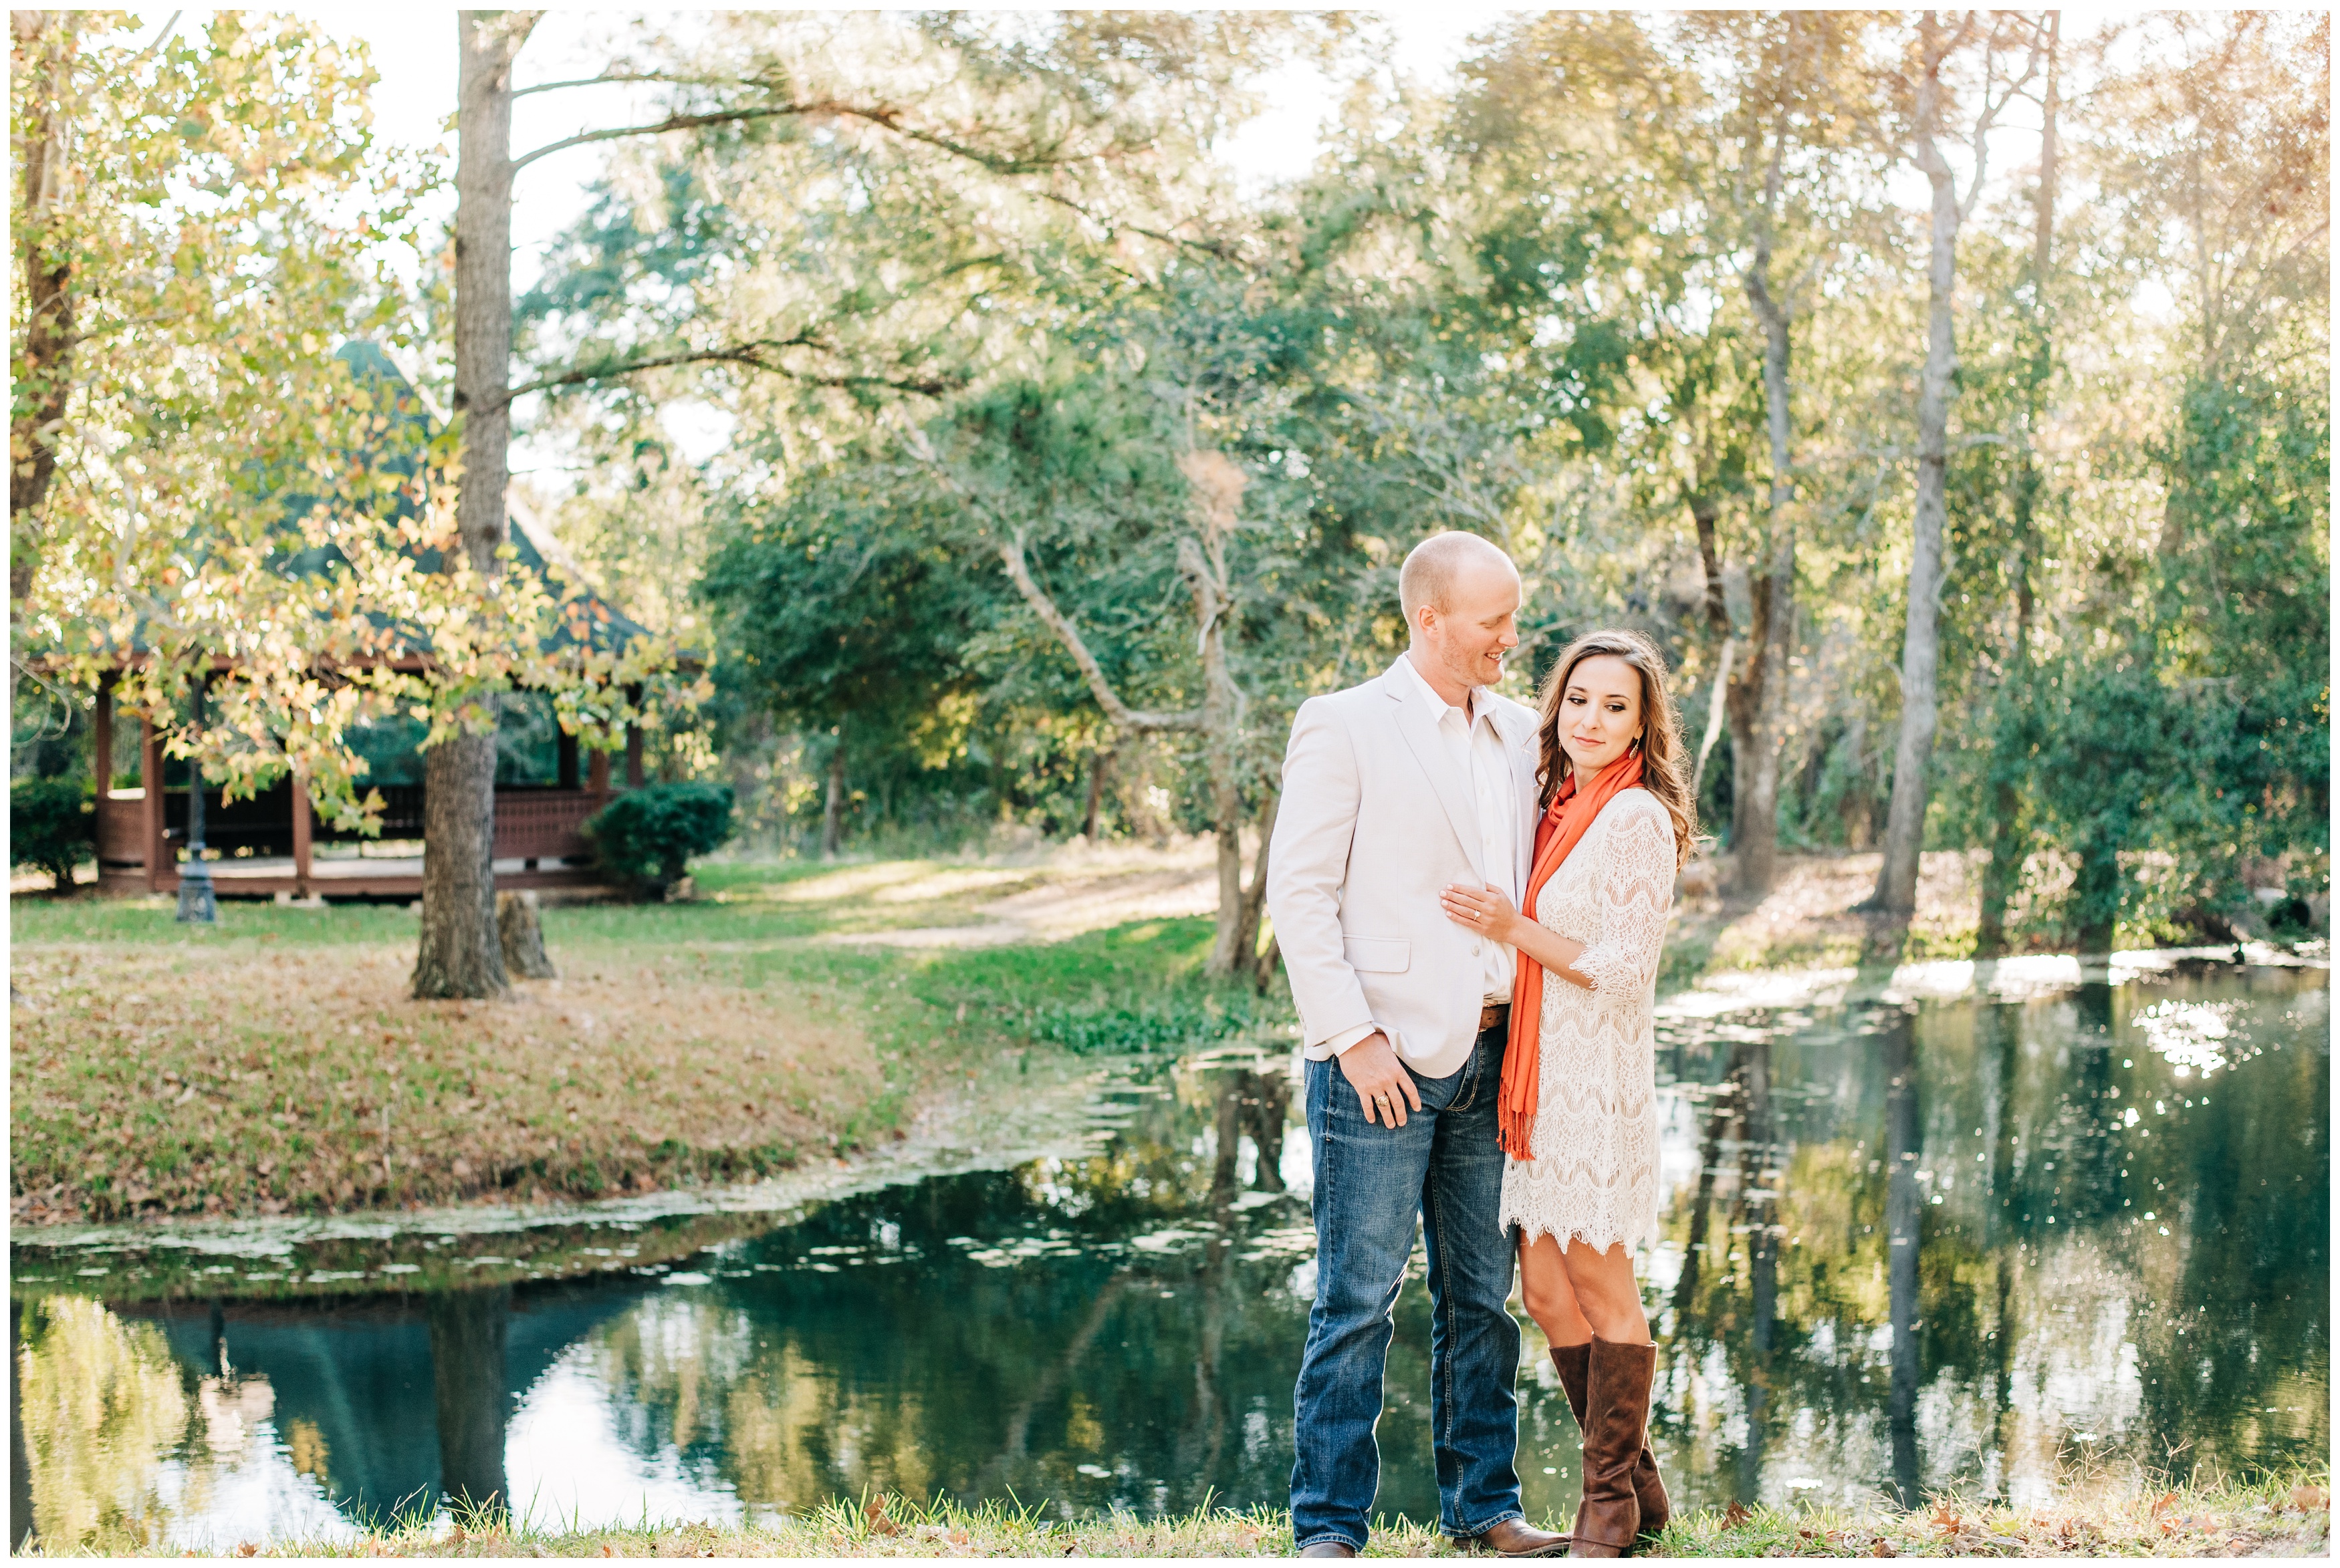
top-left (1336, 1032), bottom-right (1422, 1128)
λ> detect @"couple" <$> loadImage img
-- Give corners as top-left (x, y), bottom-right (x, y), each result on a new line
top-left (1266, 532), bottom-right (1697, 1559)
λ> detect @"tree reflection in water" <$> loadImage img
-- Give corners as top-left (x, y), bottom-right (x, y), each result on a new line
top-left (428, 1287), bottom-right (511, 1516)
top-left (6, 970), bottom-right (2326, 1546)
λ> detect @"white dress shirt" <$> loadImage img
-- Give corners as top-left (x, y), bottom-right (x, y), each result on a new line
top-left (1323, 652), bottom-right (1523, 1056)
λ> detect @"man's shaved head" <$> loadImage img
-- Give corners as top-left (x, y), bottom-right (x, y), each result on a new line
top-left (1399, 531), bottom-right (1517, 621)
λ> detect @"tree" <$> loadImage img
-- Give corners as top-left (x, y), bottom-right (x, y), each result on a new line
top-left (415, 11), bottom-right (536, 1000)
top-left (2026, 13), bottom-right (2331, 950)
top-left (1868, 13), bottom-right (2046, 948)
top-left (911, 362), bottom-right (1283, 980)
top-left (417, 10), bottom-right (1315, 995)
top-left (1974, 15), bottom-right (2059, 956)
top-left (699, 457), bottom-right (992, 857)
top-left (8, 14), bottom-right (499, 831)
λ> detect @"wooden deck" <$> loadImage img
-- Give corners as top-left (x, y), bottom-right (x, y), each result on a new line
top-left (84, 679), bottom-right (642, 901)
top-left (111, 854), bottom-right (611, 901)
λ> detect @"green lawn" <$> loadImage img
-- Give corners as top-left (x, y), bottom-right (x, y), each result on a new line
top-left (9, 868), bottom-right (1283, 1225)
top-left (96, 1473), bottom-right (2329, 1558)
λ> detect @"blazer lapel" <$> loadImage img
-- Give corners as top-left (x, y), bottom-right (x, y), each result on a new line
top-left (1496, 699), bottom-right (1542, 893)
top-left (1382, 658), bottom-right (1487, 884)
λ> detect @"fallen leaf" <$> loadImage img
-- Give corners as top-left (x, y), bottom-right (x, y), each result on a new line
top-left (1869, 1539), bottom-right (1896, 1557)
top-left (2151, 1491), bottom-right (2180, 1517)
top-left (1723, 1500), bottom-right (1751, 1527)
top-left (2292, 1486), bottom-right (2329, 1513)
top-left (1931, 1503), bottom-right (1961, 1534)
top-left (235, 1545), bottom-right (259, 1559)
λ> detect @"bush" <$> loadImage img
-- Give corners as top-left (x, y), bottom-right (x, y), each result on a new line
top-left (10, 778), bottom-right (94, 891)
top-left (584, 781), bottom-right (735, 899)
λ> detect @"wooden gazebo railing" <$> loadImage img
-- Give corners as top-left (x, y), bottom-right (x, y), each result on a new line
top-left (90, 682), bottom-right (645, 899)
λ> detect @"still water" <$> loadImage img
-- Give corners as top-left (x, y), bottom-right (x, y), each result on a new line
top-left (12, 964), bottom-right (2327, 1550)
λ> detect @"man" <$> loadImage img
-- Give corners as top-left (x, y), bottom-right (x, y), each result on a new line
top-left (1268, 531), bottom-right (1564, 1559)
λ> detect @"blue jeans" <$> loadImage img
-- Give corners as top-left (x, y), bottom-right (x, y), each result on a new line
top-left (1290, 1023), bottom-right (1524, 1549)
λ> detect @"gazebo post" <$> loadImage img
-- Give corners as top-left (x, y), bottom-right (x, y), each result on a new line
top-left (92, 678), bottom-right (114, 796)
top-left (624, 683), bottom-right (645, 789)
top-left (291, 765), bottom-right (314, 897)
top-left (175, 674), bottom-right (217, 924)
top-left (586, 745), bottom-right (610, 795)
top-left (556, 729), bottom-right (579, 790)
top-left (141, 717), bottom-right (166, 893)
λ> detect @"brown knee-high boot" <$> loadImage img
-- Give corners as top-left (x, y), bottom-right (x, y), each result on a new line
top-left (1566, 1337), bottom-right (1657, 1558)
top-left (1549, 1345), bottom-right (1669, 1541)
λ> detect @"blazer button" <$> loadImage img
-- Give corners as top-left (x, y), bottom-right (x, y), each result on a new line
top-left (1471, 942), bottom-right (1482, 955)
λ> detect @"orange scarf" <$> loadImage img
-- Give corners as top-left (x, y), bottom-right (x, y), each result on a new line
top-left (1498, 750), bottom-right (1645, 1160)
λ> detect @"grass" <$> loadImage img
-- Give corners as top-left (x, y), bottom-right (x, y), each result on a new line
top-left (86, 1471), bottom-right (2327, 1558)
top-left (9, 869), bottom-right (1271, 1225)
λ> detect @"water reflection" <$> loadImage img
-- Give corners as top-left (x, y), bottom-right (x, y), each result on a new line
top-left (10, 969), bottom-right (2327, 1548)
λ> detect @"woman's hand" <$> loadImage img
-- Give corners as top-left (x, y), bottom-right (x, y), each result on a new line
top-left (1441, 882), bottom-right (1522, 945)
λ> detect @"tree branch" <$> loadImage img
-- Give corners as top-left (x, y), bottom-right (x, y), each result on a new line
top-left (998, 533), bottom-right (1201, 733)
top-left (508, 92), bottom-right (1234, 259)
top-left (499, 339), bottom-right (961, 407)
top-left (513, 69), bottom-right (764, 99)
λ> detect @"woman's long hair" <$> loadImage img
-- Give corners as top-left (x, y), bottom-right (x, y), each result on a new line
top-left (1534, 628), bottom-right (1699, 870)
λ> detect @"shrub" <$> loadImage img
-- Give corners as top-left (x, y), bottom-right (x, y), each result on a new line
top-left (9, 778), bottom-right (93, 892)
top-left (584, 781), bottom-right (735, 899)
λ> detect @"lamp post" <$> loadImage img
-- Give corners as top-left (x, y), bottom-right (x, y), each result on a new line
top-left (174, 674), bottom-right (217, 925)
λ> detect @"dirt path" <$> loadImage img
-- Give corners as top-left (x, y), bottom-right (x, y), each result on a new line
top-left (804, 839), bottom-right (1225, 948)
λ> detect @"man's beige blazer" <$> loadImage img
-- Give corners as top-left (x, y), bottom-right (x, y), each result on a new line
top-left (1266, 654), bottom-right (1541, 1082)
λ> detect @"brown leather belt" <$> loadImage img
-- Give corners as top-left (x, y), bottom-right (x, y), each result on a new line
top-left (1478, 1001), bottom-right (1511, 1033)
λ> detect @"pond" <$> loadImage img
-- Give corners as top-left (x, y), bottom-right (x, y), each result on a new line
top-left (11, 961), bottom-right (2327, 1551)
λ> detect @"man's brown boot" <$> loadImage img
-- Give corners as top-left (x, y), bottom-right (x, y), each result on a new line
top-left (1550, 1344), bottom-right (1669, 1541)
top-left (1453, 1517), bottom-right (1568, 1558)
top-left (1566, 1337), bottom-right (1657, 1557)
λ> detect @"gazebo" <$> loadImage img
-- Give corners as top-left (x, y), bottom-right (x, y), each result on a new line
top-left (77, 346), bottom-right (673, 901)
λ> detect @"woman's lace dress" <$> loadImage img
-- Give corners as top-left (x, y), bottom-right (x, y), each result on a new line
top-left (1499, 787), bottom-right (1675, 1253)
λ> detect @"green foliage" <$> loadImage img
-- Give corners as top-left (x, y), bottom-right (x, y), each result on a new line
top-left (9, 777), bottom-right (92, 889)
top-left (584, 782), bottom-right (737, 898)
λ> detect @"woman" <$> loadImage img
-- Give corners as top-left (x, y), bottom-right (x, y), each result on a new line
top-left (1439, 629), bottom-right (1696, 1559)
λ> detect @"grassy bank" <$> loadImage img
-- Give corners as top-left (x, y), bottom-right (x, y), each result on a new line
top-left (98, 1473), bottom-right (2329, 1558)
top-left (10, 858), bottom-right (1281, 1225)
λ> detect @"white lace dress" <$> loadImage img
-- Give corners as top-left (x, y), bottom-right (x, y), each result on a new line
top-left (1499, 787), bottom-right (1675, 1253)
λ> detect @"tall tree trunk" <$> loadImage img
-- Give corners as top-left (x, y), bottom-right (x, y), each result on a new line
top-left (1730, 37), bottom-right (1804, 903)
top-left (1177, 453), bottom-right (1266, 980)
top-left (820, 740), bottom-right (847, 858)
top-left (9, 14), bottom-right (76, 716)
top-left (1978, 19), bottom-right (2057, 958)
top-left (415, 13), bottom-right (536, 1001)
top-left (1691, 496), bottom-right (1771, 894)
top-left (1184, 530), bottom-right (1250, 977)
top-left (2071, 833), bottom-right (2122, 956)
top-left (1871, 20), bottom-right (1967, 940)
top-left (1082, 745), bottom-right (1112, 840)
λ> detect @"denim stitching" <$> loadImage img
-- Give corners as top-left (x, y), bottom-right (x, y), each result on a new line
top-left (1455, 1509), bottom-right (1526, 1539)
top-left (1427, 1139), bottom-right (1461, 1533)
